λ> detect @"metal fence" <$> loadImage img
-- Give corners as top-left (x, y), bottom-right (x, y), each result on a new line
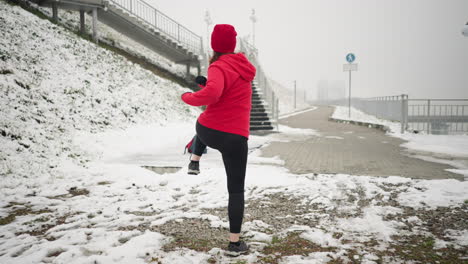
top-left (407, 99), bottom-right (468, 134)
top-left (326, 95), bottom-right (468, 135)
top-left (109, 0), bottom-right (203, 55)
top-left (239, 38), bottom-right (279, 127)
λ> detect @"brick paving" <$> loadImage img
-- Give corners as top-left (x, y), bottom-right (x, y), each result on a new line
top-left (259, 106), bottom-right (463, 180)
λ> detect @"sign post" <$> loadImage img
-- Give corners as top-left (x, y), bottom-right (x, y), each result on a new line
top-left (343, 53), bottom-right (358, 118)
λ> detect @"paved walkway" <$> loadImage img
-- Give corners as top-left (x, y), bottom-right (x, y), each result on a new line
top-left (260, 106), bottom-right (463, 180)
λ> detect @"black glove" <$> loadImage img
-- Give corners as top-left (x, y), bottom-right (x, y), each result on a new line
top-left (195, 76), bottom-right (207, 86)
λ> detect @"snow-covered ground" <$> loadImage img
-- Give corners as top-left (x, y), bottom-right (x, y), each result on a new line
top-left (1, 2), bottom-right (467, 263)
top-left (2, 120), bottom-right (468, 263)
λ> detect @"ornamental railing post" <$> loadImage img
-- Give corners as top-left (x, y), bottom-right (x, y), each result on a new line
top-left (177, 24), bottom-right (181, 42)
top-left (276, 98), bottom-right (279, 131)
top-left (271, 91), bottom-right (275, 114)
top-left (154, 9), bottom-right (157, 28)
top-left (400, 94), bottom-right (405, 134)
top-left (427, 99), bottom-right (431, 134)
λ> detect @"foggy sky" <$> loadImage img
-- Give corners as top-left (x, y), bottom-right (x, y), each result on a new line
top-left (147, 0), bottom-right (468, 100)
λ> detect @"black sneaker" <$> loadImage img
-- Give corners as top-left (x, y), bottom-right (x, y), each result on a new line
top-left (188, 161), bottom-right (200, 175)
top-left (225, 241), bottom-right (249, 256)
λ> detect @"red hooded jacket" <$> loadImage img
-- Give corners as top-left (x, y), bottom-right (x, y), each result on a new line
top-left (182, 53), bottom-right (256, 138)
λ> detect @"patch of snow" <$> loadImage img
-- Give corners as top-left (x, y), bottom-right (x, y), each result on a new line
top-left (299, 228), bottom-right (341, 247)
top-left (281, 252), bottom-right (336, 264)
top-left (336, 206), bottom-right (404, 242)
top-left (445, 229), bottom-right (468, 246)
top-left (399, 134), bottom-right (468, 158)
top-left (278, 124), bottom-right (320, 137)
top-left (325, 136), bottom-right (344, 140)
top-left (398, 179), bottom-right (468, 208)
top-left (331, 105), bottom-right (401, 132)
top-left (246, 231), bottom-right (272, 242)
top-left (279, 106), bottom-right (317, 119)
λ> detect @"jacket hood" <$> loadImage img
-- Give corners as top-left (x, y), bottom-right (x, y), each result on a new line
top-left (216, 53), bottom-right (256, 82)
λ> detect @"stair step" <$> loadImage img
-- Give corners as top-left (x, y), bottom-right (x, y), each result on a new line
top-left (251, 113), bottom-right (270, 117)
top-left (251, 117), bottom-right (270, 121)
top-left (250, 125), bottom-right (275, 131)
top-left (251, 105), bottom-right (268, 109)
top-left (251, 109), bottom-right (269, 113)
top-left (252, 107), bottom-right (266, 111)
top-left (251, 121), bottom-right (272, 126)
top-left (251, 104), bottom-right (266, 108)
top-left (251, 111), bottom-right (269, 115)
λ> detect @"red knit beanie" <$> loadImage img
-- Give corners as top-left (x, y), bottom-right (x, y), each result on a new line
top-left (211, 24), bottom-right (237, 53)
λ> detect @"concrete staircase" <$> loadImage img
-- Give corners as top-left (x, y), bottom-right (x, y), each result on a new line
top-left (28, 0), bottom-right (203, 74)
top-left (99, 0), bottom-right (202, 67)
top-left (250, 81), bottom-right (275, 131)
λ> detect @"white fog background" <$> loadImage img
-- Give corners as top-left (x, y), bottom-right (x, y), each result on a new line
top-left (148, 0), bottom-right (468, 100)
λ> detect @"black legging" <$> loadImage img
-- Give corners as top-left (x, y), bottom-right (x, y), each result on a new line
top-left (193, 122), bottom-right (248, 233)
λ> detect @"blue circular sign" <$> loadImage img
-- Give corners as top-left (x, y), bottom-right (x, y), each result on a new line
top-left (346, 53), bottom-right (355, 63)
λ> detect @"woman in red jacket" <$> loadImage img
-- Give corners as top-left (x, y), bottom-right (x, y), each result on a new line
top-left (181, 24), bottom-right (256, 256)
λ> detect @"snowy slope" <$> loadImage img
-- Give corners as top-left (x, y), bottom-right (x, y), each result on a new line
top-left (0, 0), bottom-right (199, 187)
top-left (30, 2), bottom-right (193, 79)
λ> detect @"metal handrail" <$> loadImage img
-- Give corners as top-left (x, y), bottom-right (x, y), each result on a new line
top-left (410, 99), bottom-right (468, 101)
top-left (406, 99), bottom-right (468, 134)
top-left (324, 96), bottom-right (468, 134)
top-left (108, 0), bottom-right (203, 55)
top-left (238, 38), bottom-right (279, 128)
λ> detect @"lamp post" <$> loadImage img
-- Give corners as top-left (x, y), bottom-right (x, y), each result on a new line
top-left (249, 9), bottom-right (257, 47)
top-left (204, 10), bottom-right (212, 70)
